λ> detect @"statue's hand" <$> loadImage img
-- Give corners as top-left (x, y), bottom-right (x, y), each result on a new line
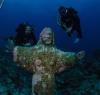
top-left (76, 50), bottom-right (85, 60)
top-left (58, 64), bottom-right (66, 73)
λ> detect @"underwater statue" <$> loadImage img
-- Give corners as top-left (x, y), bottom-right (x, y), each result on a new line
top-left (13, 27), bottom-right (85, 95)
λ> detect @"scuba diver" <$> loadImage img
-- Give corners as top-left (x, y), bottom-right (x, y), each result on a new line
top-left (4, 23), bottom-right (37, 53)
top-left (58, 6), bottom-right (82, 43)
top-left (15, 22), bottom-right (37, 46)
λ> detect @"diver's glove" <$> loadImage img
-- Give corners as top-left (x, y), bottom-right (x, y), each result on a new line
top-left (74, 38), bottom-right (80, 44)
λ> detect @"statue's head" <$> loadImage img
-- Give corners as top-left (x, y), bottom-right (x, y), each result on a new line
top-left (39, 27), bottom-right (54, 46)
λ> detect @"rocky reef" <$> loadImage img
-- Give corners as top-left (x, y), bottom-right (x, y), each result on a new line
top-left (0, 48), bottom-right (100, 95)
top-left (0, 48), bottom-right (32, 95)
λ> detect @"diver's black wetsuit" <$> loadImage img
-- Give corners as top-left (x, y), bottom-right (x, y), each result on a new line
top-left (15, 32), bottom-right (37, 46)
top-left (15, 23), bottom-right (37, 46)
top-left (59, 7), bottom-right (82, 39)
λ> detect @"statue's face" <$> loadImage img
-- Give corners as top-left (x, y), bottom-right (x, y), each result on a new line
top-left (41, 31), bottom-right (53, 45)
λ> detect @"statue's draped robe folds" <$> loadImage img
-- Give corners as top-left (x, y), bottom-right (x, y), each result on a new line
top-left (15, 44), bottom-right (77, 95)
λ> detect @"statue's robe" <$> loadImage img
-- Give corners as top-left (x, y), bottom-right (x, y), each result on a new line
top-left (15, 45), bottom-right (77, 95)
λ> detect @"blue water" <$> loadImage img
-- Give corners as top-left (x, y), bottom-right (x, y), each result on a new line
top-left (0, 0), bottom-right (100, 95)
top-left (0, 0), bottom-right (100, 51)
